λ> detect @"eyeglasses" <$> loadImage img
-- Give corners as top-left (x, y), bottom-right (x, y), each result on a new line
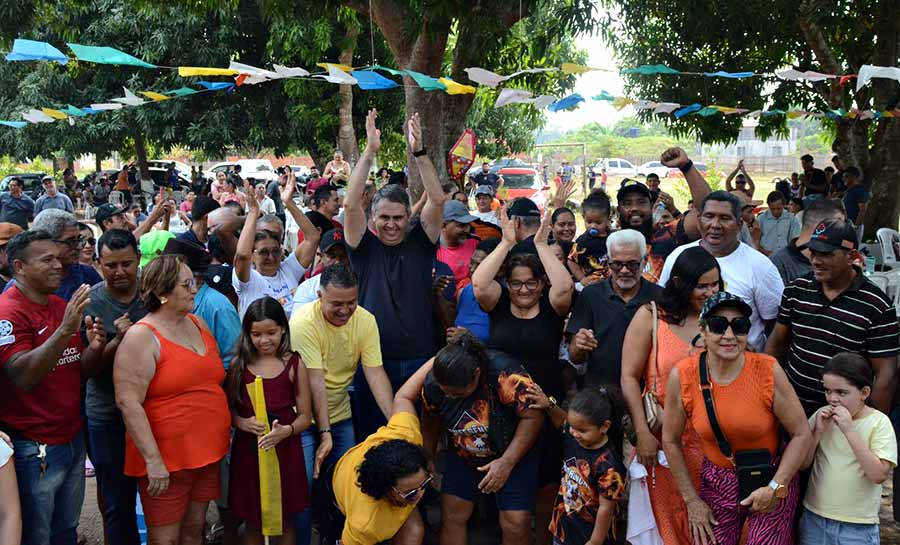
top-left (508, 279), bottom-right (540, 292)
top-left (608, 260), bottom-right (643, 272)
top-left (55, 236), bottom-right (88, 248)
top-left (393, 474), bottom-right (433, 502)
top-left (705, 315), bottom-right (751, 336)
top-left (178, 278), bottom-right (196, 291)
top-left (254, 247), bottom-right (283, 259)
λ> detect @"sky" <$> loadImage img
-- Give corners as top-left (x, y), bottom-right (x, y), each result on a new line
top-left (543, 32), bottom-right (634, 133)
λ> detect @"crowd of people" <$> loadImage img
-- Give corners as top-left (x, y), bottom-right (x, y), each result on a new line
top-left (0, 108), bottom-right (896, 545)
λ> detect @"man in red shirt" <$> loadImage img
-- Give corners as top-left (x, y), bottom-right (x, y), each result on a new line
top-left (0, 230), bottom-right (107, 545)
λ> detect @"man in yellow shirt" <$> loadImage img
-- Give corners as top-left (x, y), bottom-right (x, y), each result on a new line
top-left (329, 356), bottom-right (432, 545)
top-left (290, 263), bottom-right (394, 480)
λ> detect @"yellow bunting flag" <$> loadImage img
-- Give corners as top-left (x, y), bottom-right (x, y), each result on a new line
top-left (140, 91), bottom-right (171, 101)
top-left (317, 62), bottom-right (354, 72)
top-left (438, 78), bottom-right (476, 95)
top-left (177, 67), bottom-right (239, 77)
top-left (247, 377), bottom-right (283, 537)
top-left (786, 110), bottom-right (807, 119)
top-left (612, 97), bottom-right (635, 110)
top-left (41, 108), bottom-right (68, 120)
top-left (561, 63), bottom-right (597, 75)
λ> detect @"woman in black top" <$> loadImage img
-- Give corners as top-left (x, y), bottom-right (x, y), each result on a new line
top-left (473, 205), bottom-right (574, 545)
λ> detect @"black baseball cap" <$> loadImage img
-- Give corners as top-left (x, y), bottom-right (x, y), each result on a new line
top-left (700, 291), bottom-right (752, 321)
top-left (162, 238), bottom-right (212, 273)
top-left (617, 179), bottom-right (654, 202)
top-left (95, 203), bottom-right (128, 225)
top-left (801, 219), bottom-right (858, 253)
top-left (320, 229), bottom-right (348, 253)
top-left (507, 198), bottom-right (540, 217)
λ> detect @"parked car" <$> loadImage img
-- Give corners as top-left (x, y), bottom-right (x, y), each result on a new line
top-left (290, 165), bottom-right (310, 178)
top-left (637, 161), bottom-right (671, 178)
top-left (493, 167), bottom-right (548, 211)
top-left (592, 158), bottom-right (639, 177)
top-left (147, 167), bottom-right (192, 190)
top-left (0, 173), bottom-right (48, 199)
top-left (209, 159), bottom-right (279, 183)
top-left (489, 158), bottom-right (530, 174)
top-left (666, 162), bottom-right (708, 177)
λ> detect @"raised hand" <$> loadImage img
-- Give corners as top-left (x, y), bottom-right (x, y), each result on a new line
top-left (84, 316), bottom-right (107, 350)
top-left (280, 175), bottom-right (297, 205)
top-left (407, 112), bottom-right (423, 152)
top-left (61, 285), bottom-right (91, 337)
top-left (365, 109), bottom-right (381, 154)
top-left (661, 147), bottom-right (690, 168)
top-left (534, 210), bottom-right (552, 246)
top-left (244, 180), bottom-right (259, 214)
top-left (499, 206), bottom-right (516, 245)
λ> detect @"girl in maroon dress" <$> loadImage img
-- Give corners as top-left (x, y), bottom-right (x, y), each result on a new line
top-left (227, 296), bottom-right (312, 544)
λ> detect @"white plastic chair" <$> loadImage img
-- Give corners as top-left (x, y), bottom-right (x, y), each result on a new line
top-left (108, 190), bottom-right (125, 207)
top-left (877, 228), bottom-right (900, 269)
top-left (868, 274), bottom-right (890, 294)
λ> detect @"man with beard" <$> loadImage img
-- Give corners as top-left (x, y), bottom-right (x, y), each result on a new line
top-left (616, 147), bottom-right (710, 282)
top-left (0, 223), bottom-right (23, 285)
top-left (81, 229), bottom-right (145, 545)
top-left (659, 191), bottom-right (783, 352)
top-left (291, 229), bottom-right (351, 311)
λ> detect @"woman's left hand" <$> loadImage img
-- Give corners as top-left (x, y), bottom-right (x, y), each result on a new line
top-left (258, 420), bottom-right (292, 450)
top-left (533, 210), bottom-right (552, 247)
top-left (477, 456), bottom-right (514, 493)
top-left (524, 383), bottom-right (550, 410)
top-left (740, 485), bottom-right (777, 513)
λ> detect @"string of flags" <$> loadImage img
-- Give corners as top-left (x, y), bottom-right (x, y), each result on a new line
top-left (1, 38), bottom-right (900, 129)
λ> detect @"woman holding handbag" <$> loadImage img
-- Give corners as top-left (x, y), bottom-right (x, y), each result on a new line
top-left (621, 246), bottom-right (722, 545)
top-left (662, 292), bottom-right (810, 545)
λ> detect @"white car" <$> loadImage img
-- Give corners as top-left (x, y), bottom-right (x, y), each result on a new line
top-left (637, 161), bottom-right (671, 178)
top-left (593, 158), bottom-right (638, 177)
top-left (290, 165), bottom-right (310, 178)
top-left (208, 159), bottom-right (279, 182)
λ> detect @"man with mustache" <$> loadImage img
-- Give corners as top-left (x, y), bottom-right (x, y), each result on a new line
top-left (616, 147), bottom-right (711, 283)
top-left (659, 191), bottom-right (784, 352)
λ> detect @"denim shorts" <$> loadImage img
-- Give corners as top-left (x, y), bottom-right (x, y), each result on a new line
top-left (441, 444), bottom-right (538, 511)
top-left (799, 509), bottom-right (880, 545)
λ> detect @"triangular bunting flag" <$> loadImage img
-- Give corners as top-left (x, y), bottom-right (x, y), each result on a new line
top-left (439, 78), bottom-right (476, 94)
top-left (41, 108), bottom-right (68, 120)
top-left (465, 67), bottom-right (506, 88)
top-left (494, 88), bottom-right (533, 107)
top-left (22, 109), bottom-right (55, 123)
top-left (112, 88), bottom-right (145, 106)
top-left (405, 71), bottom-right (447, 91)
top-left (0, 121), bottom-right (27, 128)
top-left (178, 67), bottom-right (239, 77)
top-left (547, 94), bottom-right (585, 112)
top-left (312, 66), bottom-right (357, 85)
top-left (674, 104), bottom-right (702, 118)
top-left (317, 62), bottom-right (354, 72)
top-left (6, 39), bottom-right (68, 64)
top-left (273, 64), bottom-right (310, 78)
top-left (67, 43), bottom-right (156, 68)
top-left (166, 87), bottom-right (199, 96)
top-left (352, 71), bottom-right (399, 90)
top-left (622, 64), bottom-right (681, 75)
top-left (140, 91), bottom-right (171, 101)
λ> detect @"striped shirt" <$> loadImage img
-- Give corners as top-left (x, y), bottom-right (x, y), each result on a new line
top-left (778, 271), bottom-right (900, 415)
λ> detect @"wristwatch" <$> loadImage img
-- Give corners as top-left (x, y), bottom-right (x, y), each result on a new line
top-left (768, 479), bottom-right (788, 499)
top-left (547, 396), bottom-right (558, 412)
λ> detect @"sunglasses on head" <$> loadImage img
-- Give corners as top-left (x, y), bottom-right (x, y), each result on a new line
top-left (705, 315), bottom-right (751, 336)
top-left (393, 474), bottom-right (433, 501)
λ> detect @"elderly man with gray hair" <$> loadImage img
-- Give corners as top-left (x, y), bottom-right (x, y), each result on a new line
top-left (2, 209), bottom-right (101, 300)
top-left (567, 229), bottom-right (663, 389)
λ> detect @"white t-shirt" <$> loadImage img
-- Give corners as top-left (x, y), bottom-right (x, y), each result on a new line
top-left (233, 252), bottom-right (306, 318)
top-left (659, 240), bottom-right (784, 351)
top-left (254, 196), bottom-right (277, 216)
top-left (292, 274), bottom-right (322, 315)
top-left (473, 210), bottom-right (500, 226)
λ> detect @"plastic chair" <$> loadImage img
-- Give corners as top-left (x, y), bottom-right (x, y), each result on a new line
top-left (108, 190), bottom-right (125, 207)
top-left (876, 228), bottom-right (900, 269)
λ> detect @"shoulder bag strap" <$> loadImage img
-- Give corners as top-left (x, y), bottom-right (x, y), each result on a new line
top-left (698, 351), bottom-right (734, 462)
top-left (650, 301), bottom-right (659, 393)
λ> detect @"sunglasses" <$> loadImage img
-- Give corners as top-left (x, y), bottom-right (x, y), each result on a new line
top-left (55, 236), bottom-right (89, 248)
top-left (705, 315), bottom-right (751, 336)
top-left (393, 474), bottom-right (433, 501)
top-left (609, 260), bottom-right (643, 272)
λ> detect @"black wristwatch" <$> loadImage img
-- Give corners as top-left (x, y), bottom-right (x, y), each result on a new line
top-left (678, 160), bottom-right (694, 174)
top-left (413, 147), bottom-right (428, 157)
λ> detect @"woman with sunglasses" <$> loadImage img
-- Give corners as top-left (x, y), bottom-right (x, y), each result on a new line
top-left (77, 222), bottom-right (100, 274)
top-left (325, 341), bottom-right (433, 545)
top-left (419, 330), bottom-right (543, 545)
top-left (620, 246), bottom-right (722, 545)
top-left (662, 292), bottom-right (810, 545)
top-left (473, 206), bottom-right (574, 545)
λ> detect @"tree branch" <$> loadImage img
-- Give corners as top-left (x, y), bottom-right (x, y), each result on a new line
top-left (797, 0), bottom-right (844, 108)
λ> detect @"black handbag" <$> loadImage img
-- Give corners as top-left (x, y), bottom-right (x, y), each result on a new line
top-left (698, 352), bottom-right (775, 500)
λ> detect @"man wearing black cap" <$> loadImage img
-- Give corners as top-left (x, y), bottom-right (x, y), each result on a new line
top-left (96, 196), bottom-right (169, 241)
top-left (617, 147), bottom-right (710, 282)
top-left (507, 197), bottom-right (542, 255)
top-left (161, 238), bottom-right (241, 370)
top-left (291, 229), bottom-right (350, 312)
top-left (766, 219), bottom-right (900, 416)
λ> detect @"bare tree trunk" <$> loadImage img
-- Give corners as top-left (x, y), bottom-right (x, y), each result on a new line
top-left (338, 20), bottom-right (361, 164)
top-left (94, 155), bottom-right (101, 172)
top-left (133, 131), bottom-right (150, 181)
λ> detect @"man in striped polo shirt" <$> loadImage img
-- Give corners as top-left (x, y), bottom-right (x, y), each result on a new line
top-left (766, 219), bottom-right (900, 416)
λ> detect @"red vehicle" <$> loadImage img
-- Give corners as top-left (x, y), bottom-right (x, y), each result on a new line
top-left (495, 167), bottom-right (549, 211)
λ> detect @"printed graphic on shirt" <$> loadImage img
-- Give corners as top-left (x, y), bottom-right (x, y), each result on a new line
top-left (496, 370), bottom-right (534, 412)
top-left (0, 320), bottom-right (14, 346)
top-left (449, 399), bottom-right (492, 456)
top-left (57, 345), bottom-right (82, 368)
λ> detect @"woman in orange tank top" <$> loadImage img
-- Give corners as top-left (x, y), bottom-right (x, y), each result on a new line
top-left (115, 255), bottom-right (231, 544)
top-left (621, 246), bottom-right (722, 545)
top-left (662, 292), bottom-right (810, 545)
